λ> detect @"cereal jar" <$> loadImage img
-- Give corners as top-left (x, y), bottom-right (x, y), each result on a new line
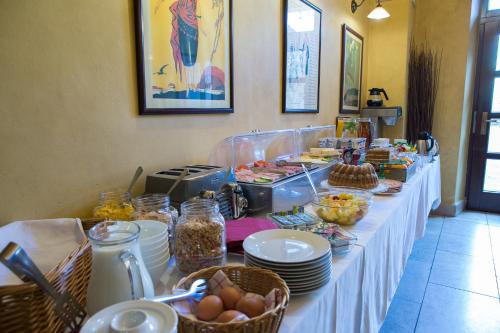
top-left (174, 199), bottom-right (226, 274)
top-left (93, 191), bottom-right (135, 221)
top-left (133, 193), bottom-right (178, 253)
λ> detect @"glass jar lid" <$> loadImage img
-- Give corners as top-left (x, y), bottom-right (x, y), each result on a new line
top-left (99, 191), bottom-right (131, 202)
top-left (180, 198), bottom-right (220, 216)
top-left (133, 193), bottom-right (171, 211)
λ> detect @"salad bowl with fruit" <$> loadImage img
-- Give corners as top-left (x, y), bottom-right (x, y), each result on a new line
top-left (312, 188), bottom-right (373, 225)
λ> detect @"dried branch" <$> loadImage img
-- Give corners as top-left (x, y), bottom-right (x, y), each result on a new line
top-left (406, 39), bottom-right (442, 144)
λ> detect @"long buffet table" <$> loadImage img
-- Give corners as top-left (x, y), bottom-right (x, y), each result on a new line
top-left (160, 157), bottom-right (441, 333)
top-left (279, 157), bottom-right (441, 333)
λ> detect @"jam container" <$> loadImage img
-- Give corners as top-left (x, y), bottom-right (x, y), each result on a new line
top-left (357, 118), bottom-right (373, 149)
top-left (174, 199), bottom-right (226, 274)
top-left (93, 191), bottom-right (135, 221)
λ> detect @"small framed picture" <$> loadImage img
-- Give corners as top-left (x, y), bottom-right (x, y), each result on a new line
top-left (282, 0), bottom-right (322, 113)
top-left (134, 0), bottom-right (233, 115)
top-left (340, 24), bottom-right (364, 114)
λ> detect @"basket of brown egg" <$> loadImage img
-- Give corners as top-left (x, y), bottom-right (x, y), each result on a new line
top-left (172, 265), bottom-right (290, 333)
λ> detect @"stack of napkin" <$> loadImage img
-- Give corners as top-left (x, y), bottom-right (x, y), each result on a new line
top-left (0, 218), bottom-right (85, 286)
top-left (225, 218), bottom-right (277, 254)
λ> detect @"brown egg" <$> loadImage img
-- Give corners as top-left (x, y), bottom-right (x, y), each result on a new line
top-left (196, 295), bottom-right (224, 321)
top-left (219, 287), bottom-right (241, 309)
top-left (235, 295), bottom-right (266, 318)
top-left (215, 310), bottom-right (250, 323)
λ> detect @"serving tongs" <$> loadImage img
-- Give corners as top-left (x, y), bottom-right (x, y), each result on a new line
top-left (0, 242), bottom-right (86, 331)
top-left (276, 160), bottom-right (313, 169)
top-left (147, 278), bottom-right (207, 304)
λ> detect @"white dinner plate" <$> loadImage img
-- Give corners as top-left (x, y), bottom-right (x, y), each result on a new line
top-left (245, 258), bottom-right (332, 279)
top-left (368, 183), bottom-right (390, 194)
top-left (243, 229), bottom-right (331, 263)
top-left (246, 262), bottom-right (332, 281)
top-left (244, 256), bottom-right (331, 275)
top-left (285, 269), bottom-right (332, 287)
top-left (289, 276), bottom-right (332, 294)
top-left (290, 281), bottom-right (331, 295)
top-left (319, 180), bottom-right (388, 194)
top-left (244, 251), bottom-right (332, 268)
top-left (281, 266), bottom-right (332, 281)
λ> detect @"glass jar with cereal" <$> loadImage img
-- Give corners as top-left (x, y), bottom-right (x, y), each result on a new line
top-left (93, 191), bottom-right (135, 221)
top-left (175, 199), bottom-right (226, 274)
top-left (133, 194), bottom-right (178, 254)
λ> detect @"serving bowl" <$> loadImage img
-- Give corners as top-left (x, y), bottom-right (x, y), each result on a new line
top-left (311, 188), bottom-right (372, 225)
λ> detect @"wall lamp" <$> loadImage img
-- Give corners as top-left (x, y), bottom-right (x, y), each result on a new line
top-left (351, 0), bottom-right (391, 20)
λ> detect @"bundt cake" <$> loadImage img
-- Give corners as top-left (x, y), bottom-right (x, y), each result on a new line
top-left (328, 163), bottom-right (379, 189)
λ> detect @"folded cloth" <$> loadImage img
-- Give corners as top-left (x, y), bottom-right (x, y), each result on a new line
top-left (0, 218), bottom-right (85, 286)
top-left (225, 218), bottom-right (277, 254)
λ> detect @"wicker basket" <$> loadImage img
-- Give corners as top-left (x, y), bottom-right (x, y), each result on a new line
top-left (0, 220), bottom-right (94, 333)
top-left (175, 265), bottom-right (290, 333)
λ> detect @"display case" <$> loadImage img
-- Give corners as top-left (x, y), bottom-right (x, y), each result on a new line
top-left (208, 126), bottom-right (339, 215)
top-left (296, 125), bottom-right (336, 154)
top-left (208, 129), bottom-right (298, 168)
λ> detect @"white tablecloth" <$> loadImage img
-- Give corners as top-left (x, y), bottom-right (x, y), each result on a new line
top-left (159, 158), bottom-right (441, 333)
top-left (282, 158), bottom-right (441, 333)
top-left (351, 159), bottom-right (441, 333)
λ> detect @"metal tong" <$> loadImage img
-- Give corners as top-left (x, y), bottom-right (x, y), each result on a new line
top-left (147, 278), bottom-right (207, 304)
top-left (0, 242), bottom-right (86, 331)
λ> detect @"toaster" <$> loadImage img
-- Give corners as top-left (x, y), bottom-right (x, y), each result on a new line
top-left (144, 165), bottom-right (227, 206)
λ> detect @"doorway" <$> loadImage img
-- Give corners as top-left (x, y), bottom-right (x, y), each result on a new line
top-left (467, 1), bottom-right (500, 213)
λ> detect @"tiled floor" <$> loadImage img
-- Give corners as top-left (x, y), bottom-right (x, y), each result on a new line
top-left (379, 211), bottom-right (500, 333)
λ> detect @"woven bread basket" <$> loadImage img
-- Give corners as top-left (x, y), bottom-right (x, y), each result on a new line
top-left (0, 220), bottom-right (95, 333)
top-left (175, 265), bottom-right (290, 333)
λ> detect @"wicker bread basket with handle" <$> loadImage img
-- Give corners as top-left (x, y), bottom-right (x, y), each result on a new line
top-left (0, 219), bottom-right (96, 333)
top-left (175, 265), bottom-right (290, 333)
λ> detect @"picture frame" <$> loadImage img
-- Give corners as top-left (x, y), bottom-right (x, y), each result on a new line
top-left (340, 24), bottom-right (364, 114)
top-left (282, 0), bottom-right (322, 113)
top-left (134, 0), bottom-right (234, 115)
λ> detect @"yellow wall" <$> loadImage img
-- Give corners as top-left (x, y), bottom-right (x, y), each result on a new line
top-left (413, 0), bottom-right (479, 208)
top-left (0, 0), bottom-right (372, 223)
top-left (366, 0), bottom-right (415, 139)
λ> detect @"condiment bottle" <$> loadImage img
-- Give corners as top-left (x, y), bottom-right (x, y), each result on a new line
top-left (357, 118), bottom-right (373, 148)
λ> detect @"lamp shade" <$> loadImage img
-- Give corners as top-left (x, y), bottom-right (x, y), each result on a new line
top-left (367, 5), bottom-right (390, 20)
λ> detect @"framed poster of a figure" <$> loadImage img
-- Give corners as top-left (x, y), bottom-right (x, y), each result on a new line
top-left (135, 0), bottom-right (233, 115)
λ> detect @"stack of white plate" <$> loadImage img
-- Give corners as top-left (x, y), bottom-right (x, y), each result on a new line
top-left (243, 229), bottom-right (332, 295)
top-left (135, 220), bottom-right (170, 286)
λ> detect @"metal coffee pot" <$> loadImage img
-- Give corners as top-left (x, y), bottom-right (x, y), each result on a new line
top-left (417, 131), bottom-right (439, 156)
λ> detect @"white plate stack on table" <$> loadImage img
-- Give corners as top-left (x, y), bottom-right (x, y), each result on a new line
top-left (135, 220), bottom-right (170, 287)
top-left (243, 229), bottom-right (332, 295)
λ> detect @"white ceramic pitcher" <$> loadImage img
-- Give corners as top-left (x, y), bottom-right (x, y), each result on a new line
top-left (86, 221), bottom-right (154, 315)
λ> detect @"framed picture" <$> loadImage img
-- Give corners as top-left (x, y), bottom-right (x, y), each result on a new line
top-left (282, 0), bottom-right (322, 113)
top-left (340, 24), bottom-right (364, 114)
top-left (134, 0), bottom-right (233, 115)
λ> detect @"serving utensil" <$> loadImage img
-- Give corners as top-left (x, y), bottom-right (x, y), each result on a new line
top-left (0, 242), bottom-right (86, 331)
top-left (276, 160), bottom-right (313, 168)
top-left (166, 168), bottom-right (189, 197)
top-left (147, 278), bottom-right (207, 304)
top-left (301, 163), bottom-right (318, 197)
top-left (127, 166), bottom-right (144, 194)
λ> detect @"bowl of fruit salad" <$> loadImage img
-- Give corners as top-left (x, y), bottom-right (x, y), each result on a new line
top-left (312, 188), bottom-right (373, 225)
